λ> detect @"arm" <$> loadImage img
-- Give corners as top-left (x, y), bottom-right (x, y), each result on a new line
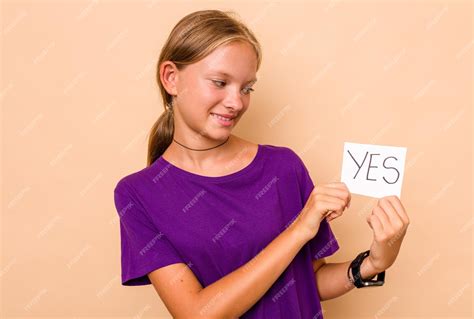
top-left (314, 195), bottom-right (410, 301)
top-left (313, 257), bottom-right (380, 301)
top-left (148, 218), bottom-right (310, 319)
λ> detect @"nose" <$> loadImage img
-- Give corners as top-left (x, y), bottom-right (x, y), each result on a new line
top-left (223, 89), bottom-right (245, 112)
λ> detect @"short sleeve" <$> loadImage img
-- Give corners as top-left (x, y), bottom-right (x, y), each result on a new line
top-left (293, 152), bottom-right (340, 260)
top-left (114, 180), bottom-right (185, 286)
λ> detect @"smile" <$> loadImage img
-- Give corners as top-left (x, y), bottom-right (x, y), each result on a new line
top-left (211, 113), bottom-right (234, 127)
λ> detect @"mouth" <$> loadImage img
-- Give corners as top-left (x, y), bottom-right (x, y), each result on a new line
top-left (210, 113), bottom-right (235, 127)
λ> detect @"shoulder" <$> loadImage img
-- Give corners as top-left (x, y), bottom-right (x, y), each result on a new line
top-left (113, 163), bottom-right (158, 198)
top-left (233, 135), bottom-right (301, 163)
top-left (262, 143), bottom-right (312, 183)
top-left (260, 143), bottom-right (303, 165)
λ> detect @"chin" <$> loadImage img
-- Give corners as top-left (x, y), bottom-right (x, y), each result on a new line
top-left (206, 129), bottom-right (233, 142)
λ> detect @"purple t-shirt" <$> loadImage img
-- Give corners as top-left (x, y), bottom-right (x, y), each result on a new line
top-left (113, 144), bottom-right (339, 318)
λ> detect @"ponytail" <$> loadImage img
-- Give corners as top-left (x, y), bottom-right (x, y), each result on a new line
top-left (146, 105), bottom-right (174, 166)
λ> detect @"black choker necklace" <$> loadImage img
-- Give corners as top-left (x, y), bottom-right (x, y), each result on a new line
top-left (172, 136), bottom-right (230, 151)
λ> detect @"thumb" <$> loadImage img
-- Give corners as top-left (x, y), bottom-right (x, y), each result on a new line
top-left (366, 214), bottom-right (373, 230)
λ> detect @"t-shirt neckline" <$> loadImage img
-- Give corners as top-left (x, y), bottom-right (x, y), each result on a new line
top-left (157, 144), bottom-right (263, 183)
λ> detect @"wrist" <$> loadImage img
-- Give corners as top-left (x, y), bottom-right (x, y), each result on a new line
top-left (360, 256), bottom-right (383, 280)
top-left (347, 250), bottom-right (387, 288)
top-left (287, 215), bottom-right (313, 244)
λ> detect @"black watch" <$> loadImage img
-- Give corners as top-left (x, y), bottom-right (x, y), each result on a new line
top-left (347, 250), bottom-right (385, 288)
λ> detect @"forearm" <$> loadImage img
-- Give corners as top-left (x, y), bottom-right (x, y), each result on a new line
top-left (315, 257), bottom-right (380, 301)
top-left (193, 219), bottom-right (308, 318)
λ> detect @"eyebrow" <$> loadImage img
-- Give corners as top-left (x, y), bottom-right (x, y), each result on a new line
top-left (210, 71), bottom-right (257, 84)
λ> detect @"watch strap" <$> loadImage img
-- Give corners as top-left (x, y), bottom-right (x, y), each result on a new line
top-left (347, 250), bottom-right (385, 288)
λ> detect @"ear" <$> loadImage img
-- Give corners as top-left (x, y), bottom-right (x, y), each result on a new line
top-left (159, 61), bottom-right (179, 96)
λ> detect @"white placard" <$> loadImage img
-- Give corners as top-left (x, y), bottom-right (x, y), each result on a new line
top-left (341, 142), bottom-right (407, 198)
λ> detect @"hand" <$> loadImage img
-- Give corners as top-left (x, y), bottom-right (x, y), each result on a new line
top-left (296, 182), bottom-right (351, 240)
top-left (366, 195), bottom-right (410, 273)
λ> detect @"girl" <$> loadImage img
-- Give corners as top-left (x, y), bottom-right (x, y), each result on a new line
top-left (113, 9), bottom-right (410, 319)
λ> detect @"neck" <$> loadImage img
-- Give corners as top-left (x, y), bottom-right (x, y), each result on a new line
top-left (166, 133), bottom-right (238, 169)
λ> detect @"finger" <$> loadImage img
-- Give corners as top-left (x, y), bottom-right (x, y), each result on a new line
top-left (318, 200), bottom-right (344, 218)
top-left (373, 205), bottom-right (392, 233)
top-left (327, 211), bottom-right (338, 218)
top-left (318, 198), bottom-right (345, 217)
top-left (326, 182), bottom-right (352, 208)
top-left (387, 196), bottom-right (410, 225)
top-left (337, 182), bottom-right (352, 208)
top-left (379, 198), bottom-right (404, 230)
top-left (367, 213), bottom-right (384, 239)
top-left (325, 182), bottom-right (347, 190)
top-left (316, 185), bottom-right (350, 207)
top-left (326, 211), bottom-right (342, 222)
top-left (314, 194), bottom-right (346, 208)
top-left (315, 185), bottom-right (347, 199)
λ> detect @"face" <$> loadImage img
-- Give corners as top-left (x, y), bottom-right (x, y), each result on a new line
top-left (168, 41), bottom-right (258, 142)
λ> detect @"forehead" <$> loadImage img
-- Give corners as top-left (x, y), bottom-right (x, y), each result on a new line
top-left (197, 41), bottom-right (258, 82)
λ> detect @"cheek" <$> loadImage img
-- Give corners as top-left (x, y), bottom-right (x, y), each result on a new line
top-left (189, 80), bottom-right (222, 102)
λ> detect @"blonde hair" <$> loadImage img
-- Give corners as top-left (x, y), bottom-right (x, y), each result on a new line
top-left (146, 9), bottom-right (262, 166)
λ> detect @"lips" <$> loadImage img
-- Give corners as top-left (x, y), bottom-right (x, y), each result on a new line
top-left (211, 113), bottom-right (236, 119)
top-left (210, 113), bottom-right (234, 127)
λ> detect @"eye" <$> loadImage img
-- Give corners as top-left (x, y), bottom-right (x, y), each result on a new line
top-left (212, 79), bottom-right (254, 95)
top-left (241, 87), bottom-right (255, 95)
top-left (212, 80), bottom-right (226, 88)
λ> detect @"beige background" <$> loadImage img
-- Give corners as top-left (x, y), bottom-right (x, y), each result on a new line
top-left (1, 0), bottom-right (472, 318)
